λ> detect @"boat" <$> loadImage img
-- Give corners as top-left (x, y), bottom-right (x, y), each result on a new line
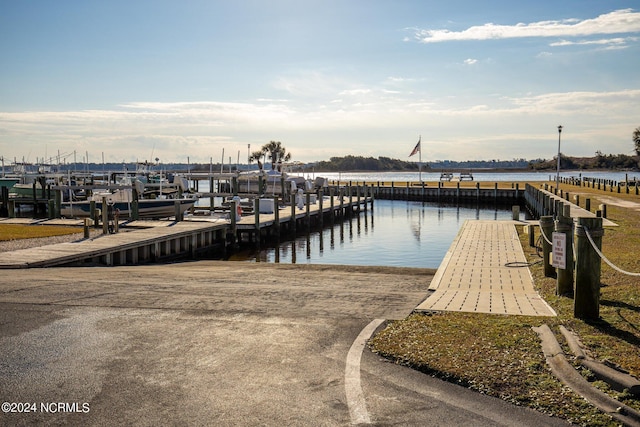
top-left (60, 187), bottom-right (197, 219)
top-left (237, 168), bottom-right (327, 196)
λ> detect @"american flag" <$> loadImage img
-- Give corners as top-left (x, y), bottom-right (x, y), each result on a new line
top-left (409, 138), bottom-right (421, 157)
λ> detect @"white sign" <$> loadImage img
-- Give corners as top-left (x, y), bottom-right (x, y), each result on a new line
top-left (552, 232), bottom-right (566, 269)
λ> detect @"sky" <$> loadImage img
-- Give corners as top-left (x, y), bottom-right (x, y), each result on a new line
top-left (1, 0), bottom-right (640, 166)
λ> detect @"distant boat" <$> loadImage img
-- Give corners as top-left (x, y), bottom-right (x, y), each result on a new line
top-left (60, 188), bottom-right (196, 219)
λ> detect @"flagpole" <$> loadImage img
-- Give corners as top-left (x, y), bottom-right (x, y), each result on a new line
top-left (418, 135), bottom-right (422, 182)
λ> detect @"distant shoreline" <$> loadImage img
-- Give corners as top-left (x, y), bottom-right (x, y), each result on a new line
top-left (310, 167), bottom-right (639, 174)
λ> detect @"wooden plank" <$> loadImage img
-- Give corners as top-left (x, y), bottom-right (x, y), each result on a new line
top-left (416, 220), bottom-right (556, 317)
top-left (0, 221), bottom-right (227, 269)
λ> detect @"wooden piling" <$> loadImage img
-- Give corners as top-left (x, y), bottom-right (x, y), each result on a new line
top-left (102, 196), bottom-right (109, 235)
top-left (540, 215), bottom-right (555, 278)
top-left (305, 192), bottom-right (311, 228)
top-left (555, 204), bottom-right (574, 297)
top-left (290, 194), bottom-right (296, 234)
top-left (574, 217), bottom-right (603, 319)
top-left (274, 196), bottom-right (280, 233)
top-left (254, 198), bottom-right (260, 245)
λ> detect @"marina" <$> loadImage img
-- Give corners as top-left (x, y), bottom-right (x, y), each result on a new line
top-left (0, 193), bottom-right (371, 268)
top-left (0, 168), bottom-right (634, 272)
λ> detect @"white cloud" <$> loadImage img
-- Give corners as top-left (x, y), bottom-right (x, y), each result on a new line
top-left (550, 37), bottom-right (636, 48)
top-left (1, 89), bottom-right (639, 163)
top-left (413, 9), bottom-right (640, 43)
top-left (463, 58), bottom-right (478, 65)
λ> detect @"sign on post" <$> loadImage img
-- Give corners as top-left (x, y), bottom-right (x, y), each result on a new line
top-left (552, 232), bottom-right (566, 269)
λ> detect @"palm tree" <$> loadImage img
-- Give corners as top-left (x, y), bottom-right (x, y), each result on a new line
top-left (249, 150), bottom-right (265, 171)
top-left (634, 127), bottom-right (640, 155)
top-left (249, 141), bottom-right (292, 172)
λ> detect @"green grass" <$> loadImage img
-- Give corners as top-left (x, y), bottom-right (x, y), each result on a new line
top-left (369, 182), bottom-right (640, 427)
top-left (0, 224), bottom-right (83, 241)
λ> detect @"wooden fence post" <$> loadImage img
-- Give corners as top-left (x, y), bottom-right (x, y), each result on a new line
top-left (540, 215), bottom-right (555, 278)
top-left (574, 217), bottom-right (603, 319)
top-left (555, 204), bottom-right (574, 297)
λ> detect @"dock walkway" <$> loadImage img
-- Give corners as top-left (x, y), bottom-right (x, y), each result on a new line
top-left (0, 221), bottom-right (227, 269)
top-left (415, 220), bottom-right (556, 316)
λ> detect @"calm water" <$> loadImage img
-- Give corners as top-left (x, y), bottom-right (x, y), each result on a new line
top-left (231, 200), bottom-right (522, 269)
top-left (206, 170), bottom-right (635, 269)
top-left (289, 170), bottom-right (640, 183)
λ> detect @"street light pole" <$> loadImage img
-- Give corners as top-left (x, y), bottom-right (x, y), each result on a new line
top-left (556, 125), bottom-right (563, 194)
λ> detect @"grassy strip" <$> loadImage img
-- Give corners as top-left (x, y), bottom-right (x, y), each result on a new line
top-left (0, 224), bottom-right (83, 241)
top-left (369, 182), bottom-right (640, 427)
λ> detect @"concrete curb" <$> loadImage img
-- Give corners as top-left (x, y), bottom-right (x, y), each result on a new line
top-left (559, 325), bottom-right (640, 397)
top-left (533, 324), bottom-right (640, 427)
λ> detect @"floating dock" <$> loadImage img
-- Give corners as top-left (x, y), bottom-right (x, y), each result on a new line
top-left (415, 220), bottom-right (557, 317)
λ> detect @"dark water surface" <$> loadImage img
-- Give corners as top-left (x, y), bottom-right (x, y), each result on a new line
top-left (232, 200), bottom-right (523, 269)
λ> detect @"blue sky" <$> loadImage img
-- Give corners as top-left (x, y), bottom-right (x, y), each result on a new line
top-left (1, 1), bottom-right (639, 165)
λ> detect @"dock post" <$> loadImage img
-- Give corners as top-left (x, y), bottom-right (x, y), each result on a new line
top-left (370, 185), bottom-right (374, 211)
top-left (362, 186), bottom-right (367, 212)
top-left (598, 204), bottom-right (607, 218)
top-left (89, 200), bottom-right (96, 225)
top-left (318, 191), bottom-right (324, 227)
top-left (0, 187), bottom-right (7, 217)
top-left (456, 182), bottom-right (460, 202)
top-left (356, 185), bottom-right (361, 212)
top-left (48, 200), bottom-right (55, 219)
top-left (132, 200), bottom-right (139, 220)
top-left (574, 217), bottom-right (603, 319)
top-left (230, 200), bottom-right (238, 246)
top-left (102, 197), bottom-right (109, 235)
top-left (83, 218), bottom-right (91, 239)
top-left (209, 177), bottom-right (215, 211)
top-left (555, 204), bottom-right (574, 297)
top-left (339, 188), bottom-right (344, 217)
top-left (329, 188), bottom-right (335, 222)
top-left (305, 192), bottom-right (311, 228)
top-left (54, 190), bottom-right (62, 218)
top-left (290, 194), bottom-right (297, 234)
top-left (274, 196), bottom-right (280, 234)
top-left (539, 216), bottom-right (555, 278)
top-left (528, 224), bottom-right (535, 247)
top-left (174, 200), bottom-right (182, 221)
top-left (511, 205), bottom-right (519, 220)
top-left (254, 198), bottom-right (261, 246)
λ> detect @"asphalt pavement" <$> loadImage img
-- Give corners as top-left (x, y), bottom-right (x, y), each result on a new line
top-left (0, 261), bottom-right (570, 426)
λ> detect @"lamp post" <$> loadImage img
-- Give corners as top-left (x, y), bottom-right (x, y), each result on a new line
top-left (556, 125), bottom-right (563, 194)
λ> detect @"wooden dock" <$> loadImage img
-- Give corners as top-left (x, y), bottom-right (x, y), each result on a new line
top-left (0, 221), bottom-right (228, 269)
top-left (524, 184), bottom-right (617, 226)
top-left (415, 220), bottom-right (557, 316)
top-left (0, 195), bottom-right (370, 268)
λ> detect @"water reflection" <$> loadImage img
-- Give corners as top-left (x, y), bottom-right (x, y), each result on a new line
top-left (239, 200), bottom-right (521, 269)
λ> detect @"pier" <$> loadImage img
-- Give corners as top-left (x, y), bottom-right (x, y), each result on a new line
top-left (0, 193), bottom-right (371, 268)
top-left (0, 220), bottom-right (228, 268)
